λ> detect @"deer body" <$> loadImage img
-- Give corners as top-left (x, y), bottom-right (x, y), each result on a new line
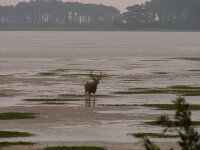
top-left (84, 72), bottom-right (102, 101)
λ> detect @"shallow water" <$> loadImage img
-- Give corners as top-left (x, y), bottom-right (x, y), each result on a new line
top-left (0, 31), bottom-right (200, 144)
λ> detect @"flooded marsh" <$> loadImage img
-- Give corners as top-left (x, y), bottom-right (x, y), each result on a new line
top-left (0, 31), bottom-right (200, 149)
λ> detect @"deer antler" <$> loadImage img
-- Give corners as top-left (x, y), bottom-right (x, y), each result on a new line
top-left (90, 72), bottom-right (93, 78)
top-left (99, 71), bottom-right (102, 79)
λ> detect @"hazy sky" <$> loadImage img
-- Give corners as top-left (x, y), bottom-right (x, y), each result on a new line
top-left (0, 0), bottom-right (149, 12)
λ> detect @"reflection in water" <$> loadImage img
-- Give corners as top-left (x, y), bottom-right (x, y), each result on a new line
top-left (85, 98), bottom-right (96, 107)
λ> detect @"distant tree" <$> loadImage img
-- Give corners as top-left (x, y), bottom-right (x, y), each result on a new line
top-left (0, 0), bottom-right (120, 29)
top-left (119, 0), bottom-right (200, 29)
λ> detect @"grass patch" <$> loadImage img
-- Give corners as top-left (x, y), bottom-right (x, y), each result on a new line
top-left (99, 103), bottom-right (200, 110)
top-left (114, 89), bottom-right (167, 94)
top-left (171, 57), bottom-right (200, 61)
top-left (42, 102), bottom-right (67, 105)
top-left (123, 80), bottom-right (142, 82)
top-left (0, 131), bottom-right (33, 138)
top-left (145, 120), bottom-right (200, 126)
top-left (189, 70), bottom-right (200, 72)
top-left (129, 133), bottom-right (179, 138)
top-left (0, 141), bottom-right (35, 148)
top-left (182, 93), bottom-right (200, 96)
top-left (0, 93), bottom-right (7, 97)
top-left (99, 104), bottom-right (138, 106)
top-left (169, 85), bottom-right (200, 89)
top-left (142, 104), bottom-right (200, 110)
top-left (114, 85), bottom-right (200, 96)
top-left (24, 98), bottom-right (81, 102)
top-left (153, 72), bottom-right (168, 74)
top-left (43, 146), bottom-right (107, 150)
top-left (59, 94), bottom-right (110, 97)
top-left (0, 112), bottom-right (37, 120)
top-left (141, 60), bottom-right (169, 61)
top-left (38, 72), bottom-right (57, 76)
top-left (61, 73), bottom-right (109, 77)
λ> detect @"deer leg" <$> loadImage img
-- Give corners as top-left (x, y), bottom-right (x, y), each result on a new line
top-left (88, 93), bottom-right (91, 101)
top-left (93, 93), bottom-right (95, 101)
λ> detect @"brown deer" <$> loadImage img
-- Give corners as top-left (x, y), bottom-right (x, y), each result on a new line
top-left (84, 71), bottom-right (102, 101)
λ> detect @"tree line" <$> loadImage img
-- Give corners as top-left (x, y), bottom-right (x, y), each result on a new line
top-left (0, 0), bottom-right (120, 29)
top-left (0, 0), bottom-right (200, 30)
top-left (118, 0), bottom-right (200, 30)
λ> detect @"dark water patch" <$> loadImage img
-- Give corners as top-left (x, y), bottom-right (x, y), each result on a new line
top-left (129, 133), bottom-right (179, 138)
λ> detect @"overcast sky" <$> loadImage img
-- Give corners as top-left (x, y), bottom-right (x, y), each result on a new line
top-left (0, 0), bottom-right (149, 12)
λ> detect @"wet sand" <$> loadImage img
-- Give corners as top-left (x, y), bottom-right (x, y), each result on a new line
top-left (0, 105), bottom-right (179, 150)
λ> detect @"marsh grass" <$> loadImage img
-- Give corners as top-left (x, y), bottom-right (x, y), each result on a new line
top-left (24, 98), bottom-right (81, 102)
top-left (153, 72), bottom-right (168, 74)
top-left (0, 93), bottom-right (7, 97)
top-left (129, 133), bottom-right (179, 138)
top-left (61, 73), bottom-right (109, 77)
top-left (99, 104), bottom-right (138, 107)
top-left (145, 120), bottom-right (200, 126)
top-left (114, 85), bottom-right (200, 96)
top-left (59, 94), bottom-right (110, 97)
top-left (171, 57), bottom-right (200, 61)
top-left (123, 80), bottom-right (143, 82)
top-left (38, 72), bottom-right (57, 76)
top-left (0, 112), bottom-right (37, 120)
top-left (42, 102), bottom-right (67, 105)
top-left (0, 131), bottom-right (33, 138)
top-left (0, 141), bottom-right (35, 148)
top-left (189, 70), bottom-right (200, 72)
top-left (142, 104), bottom-right (200, 110)
top-left (43, 146), bottom-right (107, 150)
top-left (99, 104), bottom-right (200, 110)
top-left (141, 60), bottom-right (169, 61)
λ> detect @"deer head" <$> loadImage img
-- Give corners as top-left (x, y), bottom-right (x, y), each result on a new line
top-left (90, 71), bottom-right (102, 84)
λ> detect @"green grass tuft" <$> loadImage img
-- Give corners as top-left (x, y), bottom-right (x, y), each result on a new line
top-left (0, 112), bottom-right (37, 120)
top-left (0, 131), bottom-right (33, 138)
top-left (153, 72), bottom-right (168, 74)
top-left (59, 94), bottom-right (110, 97)
top-left (169, 85), bottom-right (200, 89)
top-left (43, 146), bottom-right (107, 150)
top-left (0, 141), bottom-right (35, 148)
top-left (145, 120), bottom-right (200, 126)
top-left (129, 133), bottom-right (179, 138)
top-left (114, 85), bottom-right (200, 96)
top-left (142, 104), bottom-right (200, 110)
top-left (42, 102), bottom-right (67, 105)
top-left (38, 72), bottom-right (57, 76)
top-left (171, 57), bottom-right (200, 61)
top-left (24, 98), bottom-right (81, 102)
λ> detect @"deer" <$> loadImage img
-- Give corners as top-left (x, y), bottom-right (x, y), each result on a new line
top-left (84, 71), bottom-right (102, 101)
